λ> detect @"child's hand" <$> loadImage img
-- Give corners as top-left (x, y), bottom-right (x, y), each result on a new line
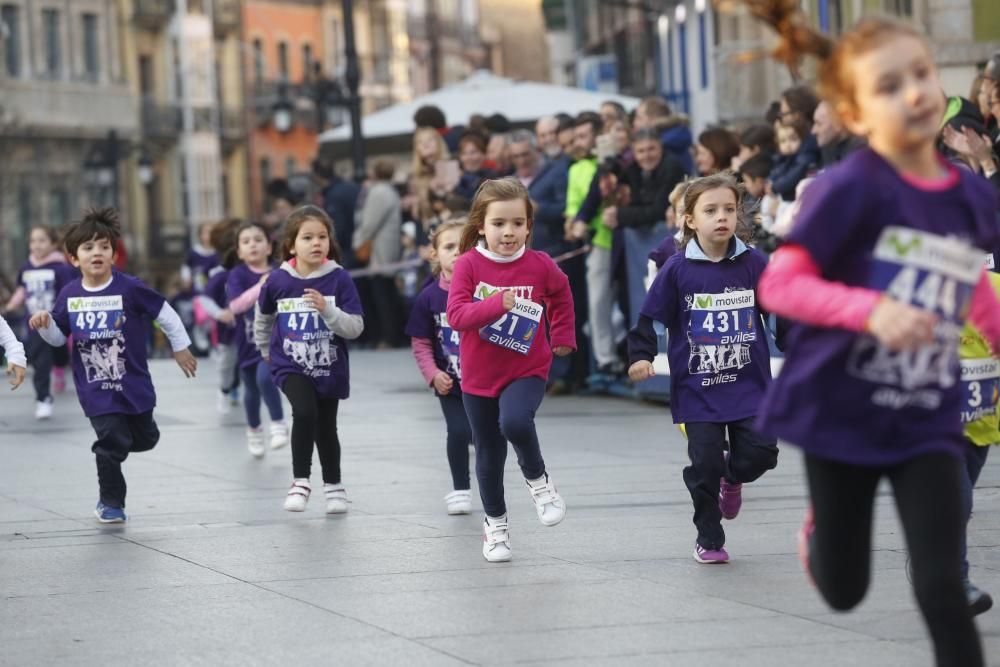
top-left (303, 289), bottom-right (327, 312)
top-left (866, 298), bottom-right (938, 352)
top-left (173, 349), bottom-right (198, 378)
top-left (29, 311), bottom-right (51, 330)
top-left (552, 346), bottom-right (572, 357)
top-left (502, 291), bottom-right (516, 311)
top-left (432, 371), bottom-right (453, 395)
top-left (7, 362), bottom-right (25, 390)
top-left (217, 309), bottom-right (235, 325)
top-left (628, 360), bottom-right (655, 382)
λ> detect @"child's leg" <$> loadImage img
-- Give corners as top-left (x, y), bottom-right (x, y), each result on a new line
top-left (496, 377), bottom-right (547, 481)
top-left (439, 389), bottom-right (473, 491)
top-left (959, 443), bottom-right (990, 582)
top-left (314, 394), bottom-right (341, 485)
top-left (126, 412), bottom-right (161, 453)
top-left (462, 392), bottom-right (508, 518)
top-left (255, 360), bottom-right (284, 421)
top-left (218, 344), bottom-right (238, 393)
top-left (803, 454), bottom-right (880, 610)
top-left (890, 453), bottom-right (983, 667)
top-left (241, 364), bottom-right (262, 428)
top-left (26, 331), bottom-right (53, 402)
top-left (280, 375), bottom-right (318, 479)
top-left (683, 423), bottom-right (728, 550)
top-left (89, 414), bottom-right (138, 508)
top-left (725, 418), bottom-right (779, 483)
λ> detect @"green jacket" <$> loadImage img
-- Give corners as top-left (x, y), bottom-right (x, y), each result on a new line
top-left (565, 157), bottom-right (612, 250)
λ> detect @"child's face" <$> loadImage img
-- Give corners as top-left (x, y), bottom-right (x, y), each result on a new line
top-left (199, 224), bottom-right (214, 248)
top-left (292, 220), bottom-right (330, 270)
top-left (71, 235), bottom-right (115, 283)
top-left (694, 143), bottom-right (716, 175)
top-left (744, 175), bottom-right (767, 199)
top-left (29, 229), bottom-right (55, 259)
top-left (237, 227), bottom-right (271, 267)
top-left (685, 187), bottom-right (738, 249)
top-left (842, 34), bottom-right (944, 155)
top-left (459, 142), bottom-right (485, 173)
top-left (433, 227), bottom-right (462, 277)
top-left (480, 199), bottom-right (530, 257)
top-left (777, 125), bottom-right (802, 156)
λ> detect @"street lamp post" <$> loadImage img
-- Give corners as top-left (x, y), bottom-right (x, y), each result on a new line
top-left (340, 0), bottom-right (366, 183)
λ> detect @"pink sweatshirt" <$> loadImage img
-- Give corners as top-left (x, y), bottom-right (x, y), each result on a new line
top-left (447, 248), bottom-right (575, 397)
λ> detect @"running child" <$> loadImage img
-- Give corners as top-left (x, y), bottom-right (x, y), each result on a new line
top-left (195, 220), bottom-right (241, 414)
top-left (29, 208), bottom-right (197, 523)
top-left (226, 221), bottom-right (288, 457)
top-left (446, 177), bottom-right (575, 562)
top-left (405, 219), bottom-right (474, 515)
top-left (255, 206), bottom-right (364, 513)
top-left (628, 172), bottom-right (779, 564)
top-left (4, 226), bottom-right (76, 418)
top-left (754, 16), bottom-right (1000, 667)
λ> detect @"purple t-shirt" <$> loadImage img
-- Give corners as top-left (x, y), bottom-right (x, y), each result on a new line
top-left (641, 241), bottom-right (772, 423)
top-left (186, 247), bottom-right (219, 292)
top-left (257, 265), bottom-right (363, 399)
top-left (405, 278), bottom-right (461, 383)
top-left (204, 267), bottom-right (235, 346)
top-left (17, 260), bottom-right (77, 315)
top-left (51, 272), bottom-right (165, 417)
top-left (757, 149), bottom-right (1000, 465)
top-left (226, 264), bottom-right (269, 369)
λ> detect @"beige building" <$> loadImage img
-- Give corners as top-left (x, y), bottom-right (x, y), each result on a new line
top-left (478, 0), bottom-right (550, 82)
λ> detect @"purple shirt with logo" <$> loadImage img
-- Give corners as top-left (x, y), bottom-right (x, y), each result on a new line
top-left (405, 278), bottom-right (461, 383)
top-left (51, 272), bottom-right (166, 417)
top-left (227, 264), bottom-right (268, 369)
top-left (18, 260), bottom-right (77, 315)
top-left (757, 149), bottom-right (1000, 465)
top-left (641, 239), bottom-right (772, 423)
top-left (186, 247), bottom-right (219, 292)
top-left (257, 266), bottom-right (363, 399)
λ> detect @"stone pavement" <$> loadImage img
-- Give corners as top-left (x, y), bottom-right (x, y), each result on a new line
top-left (2, 350), bottom-right (999, 666)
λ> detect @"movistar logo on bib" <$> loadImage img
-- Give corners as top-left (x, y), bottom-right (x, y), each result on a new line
top-left (692, 290), bottom-right (754, 311)
top-left (961, 358), bottom-right (1000, 381)
top-left (874, 227), bottom-right (982, 284)
top-left (69, 295), bottom-right (123, 312)
top-left (278, 297), bottom-right (335, 313)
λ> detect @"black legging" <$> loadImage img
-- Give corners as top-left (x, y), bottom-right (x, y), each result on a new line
top-left (281, 374), bottom-right (341, 484)
top-left (438, 389), bottom-right (472, 491)
top-left (804, 452), bottom-right (982, 667)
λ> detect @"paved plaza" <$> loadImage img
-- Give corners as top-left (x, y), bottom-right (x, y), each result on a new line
top-left (2, 350), bottom-right (1000, 666)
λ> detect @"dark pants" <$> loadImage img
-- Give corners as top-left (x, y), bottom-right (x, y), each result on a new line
top-left (90, 411), bottom-right (160, 508)
top-left (282, 374), bottom-right (341, 484)
top-left (804, 452), bottom-right (982, 667)
top-left (438, 389), bottom-right (472, 490)
top-left (241, 360), bottom-right (284, 429)
top-left (684, 419), bottom-right (778, 550)
top-left (549, 250), bottom-right (590, 388)
top-left (463, 377), bottom-right (547, 518)
top-left (25, 331), bottom-right (53, 402)
top-left (960, 442), bottom-right (990, 581)
top-left (371, 275), bottom-right (403, 347)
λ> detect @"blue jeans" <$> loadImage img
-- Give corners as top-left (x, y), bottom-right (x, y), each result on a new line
top-left (463, 377), bottom-right (547, 518)
top-left (241, 360), bottom-right (284, 429)
top-left (960, 441), bottom-right (990, 581)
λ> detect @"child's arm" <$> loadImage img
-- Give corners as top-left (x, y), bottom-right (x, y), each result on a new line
top-left (445, 258), bottom-right (510, 332)
top-left (195, 294), bottom-right (233, 323)
top-left (155, 302), bottom-right (197, 377)
top-left (545, 260), bottom-right (576, 355)
top-left (0, 314), bottom-right (26, 389)
top-left (253, 304), bottom-right (277, 358)
top-left (29, 311), bottom-right (68, 347)
top-left (626, 316), bottom-right (658, 382)
top-left (317, 297), bottom-right (364, 340)
top-left (411, 337), bottom-right (453, 394)
top-left (3, 286), bottom-right (26, 313)
top-left (229, 282), bottom-right (264, 315)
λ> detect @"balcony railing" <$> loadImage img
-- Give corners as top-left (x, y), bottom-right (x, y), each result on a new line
top-left (133, 0), bottom-right (176, 30)
top-left (141, 100), bottom-right (182, 141)
top-left (213, 0), bottom-right (240, 36)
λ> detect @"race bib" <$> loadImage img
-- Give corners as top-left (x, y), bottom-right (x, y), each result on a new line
top-left (277, 297), bottom-right (337, 374)
top-left (986, 253), bottom-right (996, 271)
top-left (23, 269), bottom-right (56, 313)
top-left (960, 358), bottom-right (1000, 424)
top-left (68, 295), bottom-right (127, 385)
top-left (687, 290), bottom-right (756, 377)
top-left (479, 298), bottom-right (542, 356)
top-left (437, 311), bottom-right (461, 378)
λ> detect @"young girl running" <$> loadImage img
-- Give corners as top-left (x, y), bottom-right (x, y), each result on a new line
top-left (754, 16), bottom-right (1000, 667)
top-left (226, 222), bottom-right (288, 458)
top-left (255, 206), bottom-right (364, 513)
top-left (446, 177), bottom-right (575, 562)
top-left (0, 313), bottom-right (27, 391)
top-left (4, 226), bottom-right (76, 419)
top-left (405, 220), bottom-right (474, 515)
top-left (195, 219), bottom-right (241, 414)
top-left (628, 172), bottom-right (779, 564)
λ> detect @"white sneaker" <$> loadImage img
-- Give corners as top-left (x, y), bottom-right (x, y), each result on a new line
top-left (323, 484), bottom-right (349, 514)
top-left (445, 490), bottom-right (472, 515)
top-left (216, 391), bottom-right (231, 415)
top-left (246, 427), bottom-right (266, 458)
top-left (483, 515), bottom-right (512, 562)
top-left (283, 479), bottom-right (311, 511)
top-left (35, 399), bottom-right (53, 420)
top-left (526, 473), bottom-right (566, 526)
top-left (269, 421), bottom-right (289, 450)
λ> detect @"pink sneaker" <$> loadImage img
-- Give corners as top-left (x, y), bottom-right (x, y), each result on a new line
top-left (693, 543), bottom-right (730, 564)
top-left (798, 506), bottom-right (815, 585)
top-left (719, 478), bottom-right (743, 520)
top-left (53, 367), bottom-right (66, 394)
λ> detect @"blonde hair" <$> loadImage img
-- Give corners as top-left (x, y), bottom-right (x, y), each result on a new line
top-left (459, 178), bottom-right (534, 253)
top-left (410, 127), bottom-right (449, 178)
top-left (678, 172), bottom-right (752, 248)
top-left (429, 219), bottom-right (466, 276)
